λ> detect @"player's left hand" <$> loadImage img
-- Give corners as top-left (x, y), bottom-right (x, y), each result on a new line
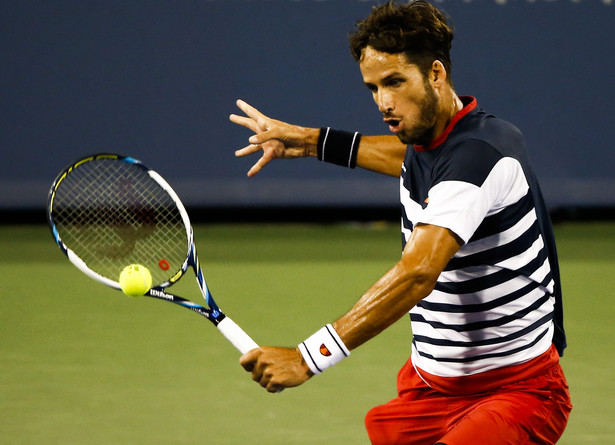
top-left (240, 346), bottom-right (313, 393)
top-left (229, 100), bottom-right (319, 177)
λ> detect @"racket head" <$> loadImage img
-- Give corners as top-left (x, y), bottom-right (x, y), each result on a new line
top-left (47, 153), bottom-right (193, 291)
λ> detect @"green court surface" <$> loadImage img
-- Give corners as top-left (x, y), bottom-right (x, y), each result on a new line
top-left (1, 222), bottom-right (613, 444)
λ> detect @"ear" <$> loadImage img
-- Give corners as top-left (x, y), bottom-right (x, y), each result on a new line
top-left (430, 60), bottom-right (448, 88)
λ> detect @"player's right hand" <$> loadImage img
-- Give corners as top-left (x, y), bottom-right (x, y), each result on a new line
top-left (240, 346), bottom-right (313, 393)
top-left (229, 100), bottom-right (320, 177)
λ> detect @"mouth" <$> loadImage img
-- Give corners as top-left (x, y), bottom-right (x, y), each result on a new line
top-left (384, 118), bottom-right (401, 133)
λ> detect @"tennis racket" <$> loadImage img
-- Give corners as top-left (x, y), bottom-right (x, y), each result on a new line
top-left (47, 153), bottom-right (259, 354)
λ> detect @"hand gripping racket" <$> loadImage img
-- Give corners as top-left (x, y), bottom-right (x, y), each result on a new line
top-left (47, 153), bottom-right (259, 354)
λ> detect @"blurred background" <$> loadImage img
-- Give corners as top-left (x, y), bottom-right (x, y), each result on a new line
top-left (2, 0), bottom-right (614, 221)
top-left (2, 1), bottom-right (615, 444)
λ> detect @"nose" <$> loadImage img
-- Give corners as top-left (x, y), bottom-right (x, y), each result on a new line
top-left (376, 90), bottom-right (394, 114)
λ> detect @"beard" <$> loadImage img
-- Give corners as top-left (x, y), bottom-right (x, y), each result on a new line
top-left (396, 80), bottom-right (439, 146)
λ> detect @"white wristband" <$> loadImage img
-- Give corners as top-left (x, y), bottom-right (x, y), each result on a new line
top-left (298, 324), bottom-right (350, 375)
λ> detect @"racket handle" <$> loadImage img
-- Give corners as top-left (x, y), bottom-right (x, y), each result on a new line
top-left (217, 317), bottom-right (259, 354)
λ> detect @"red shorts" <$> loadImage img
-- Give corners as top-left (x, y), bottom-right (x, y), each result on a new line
top-left (365, 345), bottom-right (572, 445)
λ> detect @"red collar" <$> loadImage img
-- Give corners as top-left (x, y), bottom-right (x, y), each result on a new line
top-left (413, 96), bottom-right (477, 152)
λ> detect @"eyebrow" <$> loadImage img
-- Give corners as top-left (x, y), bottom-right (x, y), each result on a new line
top-left (382, 72), bottom-right (405, 82)
top-left (364, 72), bottom-right (404, 88)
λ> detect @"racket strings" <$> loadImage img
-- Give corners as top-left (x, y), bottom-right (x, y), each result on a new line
top-left (51, 158), bottom-right (188, 285)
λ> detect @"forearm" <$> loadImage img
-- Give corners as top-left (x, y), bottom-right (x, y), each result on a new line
top-left (355, 135), bottom-right (407, 177)
top-left (332, 224), bottom-right (463, 351)
top-left (232, 101), bottom-right (406, 177)
top-left (315, 129), bottom-right (406, 176)
top-left (243, 226), bottom-right (461, 390)
top-left (332, 258), bottom-right (434, 350)
top-left (277, 129), bottom-right (407, 177)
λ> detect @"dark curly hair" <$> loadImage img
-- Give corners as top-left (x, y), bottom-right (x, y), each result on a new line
top-left (349, 1), bottom-right (454, 82)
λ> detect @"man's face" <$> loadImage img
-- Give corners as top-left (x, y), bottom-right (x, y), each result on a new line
top-left (359, 47), bottom-right (438, 146)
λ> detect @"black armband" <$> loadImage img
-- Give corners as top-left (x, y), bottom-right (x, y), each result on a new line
top-left (317, 127), bottom-right (361, 168)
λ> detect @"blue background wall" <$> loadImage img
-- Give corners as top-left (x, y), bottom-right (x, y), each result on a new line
top-left (2, 0), bottom-right (614, 213)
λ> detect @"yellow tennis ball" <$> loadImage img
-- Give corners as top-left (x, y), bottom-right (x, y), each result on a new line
top-left (119, 264), bottom-right (152, 297)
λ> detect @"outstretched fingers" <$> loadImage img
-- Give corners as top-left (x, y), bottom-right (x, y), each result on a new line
top-left (249, 157), bottom-right (271, 177)
top-left (231, 99), bottom-right (270, 132)
top-left (230, 99), bottom-right (306, 176)
top-left (234, 144), bottom-right (262, 158)
top-left (229, 113), bottom-right (259, 133)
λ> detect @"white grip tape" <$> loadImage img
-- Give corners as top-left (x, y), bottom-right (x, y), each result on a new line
top-left (297, 324), bottom-right (350, 375)
top-left (217, 317), bottom-right (259, 354)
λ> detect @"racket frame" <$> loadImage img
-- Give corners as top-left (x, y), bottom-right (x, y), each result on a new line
top-left (47, 153), bottom-right (258, 354)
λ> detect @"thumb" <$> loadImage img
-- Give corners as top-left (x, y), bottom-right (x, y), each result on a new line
top-left (239, 347), bottom-right (262, 371)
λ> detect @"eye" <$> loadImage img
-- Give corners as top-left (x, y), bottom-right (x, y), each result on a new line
top-left (386, 77), bottom-right (404, 87)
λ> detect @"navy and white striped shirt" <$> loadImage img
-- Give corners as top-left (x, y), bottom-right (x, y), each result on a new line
top-left (401, 97), bottom-right (566, 377)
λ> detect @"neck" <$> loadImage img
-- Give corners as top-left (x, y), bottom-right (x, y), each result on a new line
top-left (434, 89), bottom-right (462, 141)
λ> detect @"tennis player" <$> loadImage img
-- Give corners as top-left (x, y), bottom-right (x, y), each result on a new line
top-left (231, 1), bottom-right (572, 443)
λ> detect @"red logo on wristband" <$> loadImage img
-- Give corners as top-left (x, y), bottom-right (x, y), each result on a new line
top-left (319, 344), bottom-right (332, 356)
